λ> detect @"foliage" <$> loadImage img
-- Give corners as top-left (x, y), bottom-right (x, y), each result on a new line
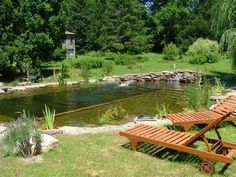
top-left (231, 39), bottom-right (236, 71)
top-left (187, 38), bottom-right (221, 64)
top-left (58, 64), bottom-right (69, 86)
top-left (162, 43), bottom-right (180, 61)
top-left (211, 0), bottom-right (236, 38)
top-left (3, 111), bottom-right (41, 158)
top-left (201, 79), bottom-right (211, 107)
top-left (80, 61), bottom-right (91, 83)
top-left (220, 28), bottom-right (236, 52)
top-left (152, 1), bottom-right (188, 50)
top-left (155, 104), bottom-right (169, 119)
top-left (211, 77), bottom-right (226, 95)
top-left (42, 105), bottom-right (56, 130)
top-left (97, 0), bottom-right (152, 54)
top-left (0, 0), bottom-right (67, 75)
top-left (114, 54), bottom-right (138, 66)
top-left (65, 56), bottom-right (104, 69)
top-left (184, 82), bottom-right (210, 111)
top-left (98, 105), bottom-right (127, 124)
top-left (184, 84), bottom-right (202, 111)
top-left (102, 61), bottom-right (115, 76)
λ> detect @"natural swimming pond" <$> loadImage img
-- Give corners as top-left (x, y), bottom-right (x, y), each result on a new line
top-left (0, 82), bottom-right (186, 127)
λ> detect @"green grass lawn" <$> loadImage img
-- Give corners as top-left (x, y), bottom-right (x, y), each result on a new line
top-left (1, 125), bottom-right (236, 177)
top-left (43, 53), bottom-right (234, 83)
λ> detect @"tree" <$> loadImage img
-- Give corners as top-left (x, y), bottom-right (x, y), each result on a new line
top-left (97, 0), bottom-right (152, 54)
top-left (67, 0), bottom-right (105, 54)
top-left (0, 0), bottom-right (67, 76)
top-left (211, 0), bottom-right (236, 38)
top-left (152, 2), bottom-right (188, 51)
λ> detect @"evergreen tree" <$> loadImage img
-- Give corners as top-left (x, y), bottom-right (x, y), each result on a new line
top-left (97, 0), bottom-right (152, 54)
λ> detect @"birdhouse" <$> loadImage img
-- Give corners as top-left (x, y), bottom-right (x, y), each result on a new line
top-left (63, 31), bottom-right (76, 58)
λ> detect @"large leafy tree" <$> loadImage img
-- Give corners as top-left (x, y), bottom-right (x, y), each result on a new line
top-left (152, 1), bottom-right (188, 51)
top-left (0, 0), bottom-right (67, 76)
top-left (97, 0), bottom-right (152, 54)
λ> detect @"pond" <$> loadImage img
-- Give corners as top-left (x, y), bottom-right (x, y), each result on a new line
top-left (0, 82), bottom-right (186, 127)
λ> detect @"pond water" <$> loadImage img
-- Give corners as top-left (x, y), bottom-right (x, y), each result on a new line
top-left (0, 82), bottom-right (186, 127)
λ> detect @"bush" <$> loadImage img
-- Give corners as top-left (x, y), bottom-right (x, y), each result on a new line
top-left (162, 43), bottom-right (180, 61)
top-left (98, 105), bottom-right (127, 124)
top-left (187, 38), bottom-right (221, 64)
top-left (58, 63), bottom-right (69, 86)
top-left (64, 56), bottom-right (105, 69)
top-left (102, 61), bottom-right (115, 76)
top-left (3, 111), bottom-right (41, 158)
top-left (114, 53), bottom-right (138, 66)
top-left (80, 61), bottom-right (91, 83)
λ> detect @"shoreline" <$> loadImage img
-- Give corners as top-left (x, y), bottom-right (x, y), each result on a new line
top-left (0, 70), bottom-right (199, 94)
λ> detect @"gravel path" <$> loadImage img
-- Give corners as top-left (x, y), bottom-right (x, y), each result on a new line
top-left (59, 119), bottom-right (172, 135)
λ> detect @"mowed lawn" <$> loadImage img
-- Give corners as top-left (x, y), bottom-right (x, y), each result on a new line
top-left (43, 53), bottom-right (234, 83)
top-left (1, 126), bottom-right (236, 177)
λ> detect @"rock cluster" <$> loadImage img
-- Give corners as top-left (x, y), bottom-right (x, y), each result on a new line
top-left (119, 70), bottom-right (198, 83)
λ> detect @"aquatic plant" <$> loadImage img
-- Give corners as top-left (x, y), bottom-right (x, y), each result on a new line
top-left (43, 104), bottom-right (55, 129)
top-left (98, 105), bottom-right (127, 124)
top-left (155, 103), bottom-right (169, 119)
top-left (184, 84), bottom-right (202, 111)
top-left (211, 77), bottom-right (226, 95)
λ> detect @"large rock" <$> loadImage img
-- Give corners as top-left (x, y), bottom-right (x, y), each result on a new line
top-left (40, 134), bottom-right (59, 153)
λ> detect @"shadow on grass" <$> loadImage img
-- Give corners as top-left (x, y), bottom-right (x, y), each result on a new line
top-left (121, 137), bottom-right (231, 174)
top-left (122, 142), bottom-right (201, 166)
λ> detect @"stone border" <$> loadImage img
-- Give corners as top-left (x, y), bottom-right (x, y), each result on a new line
top-left (0, 70), bottom-right (200, 94)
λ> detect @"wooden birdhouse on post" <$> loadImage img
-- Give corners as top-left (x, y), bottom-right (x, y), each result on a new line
top-left (63, 31), bottom-right (76, 58)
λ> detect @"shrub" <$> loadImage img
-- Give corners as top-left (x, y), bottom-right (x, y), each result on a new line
top-left (58, 63), bottom-right (69, 86)
top-left (80, 61), bottom-right (91, 83)
top-left (43, 104), bottom-right (55, 130)
top-left (162, 43), bottom-right (180, 61)
top-left (187, 38), bottom-right (221, 64)
top-left (3, 111), bottom-right (41, 158)
top-left (58, 76), bottom-right (67, 86)
top-left (98, 105), bottom-right (127, 124)
top-left (65, 56), bottom-right (105, 69)
top-left (102, 61), bottom-right (115, 76)
top-left (155, 104), bottom-right (169, 119)
top-left (114, 53), bottom-right (138, 66)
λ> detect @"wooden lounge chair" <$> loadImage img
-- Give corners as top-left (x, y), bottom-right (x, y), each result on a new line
top-left (120, 111), bottom-right (236, 175)
top-left (164, 95), bottom-right (236, 131)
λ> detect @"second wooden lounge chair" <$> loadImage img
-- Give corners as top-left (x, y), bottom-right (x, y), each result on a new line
top-left (120, 111), bottom-right (236, 175)
top-left (164, 95), bottom-right (236, 131)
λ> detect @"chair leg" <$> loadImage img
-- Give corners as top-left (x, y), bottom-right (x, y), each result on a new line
top-left (130, 140), bottom-right (138, 151)
top-left (183, 124), bottom-right (192, 132)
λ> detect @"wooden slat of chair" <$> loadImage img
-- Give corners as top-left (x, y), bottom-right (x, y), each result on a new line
top-left (146, 129), bottom-right (169, 139)
top-left (141, 127), bottom-right (162, 137)
top-left (136, 126), bottom-right (158, 136)
top-left (160, 131), bottom-right (181, 142)
top-left (175, 135), bottom-right (194, 145)
top-left (126, 124), bottom-right (147, 134)
top-left (154, 131), bottom-right (175, 141)
top-left (166, 133), bottom-right (186, 143)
